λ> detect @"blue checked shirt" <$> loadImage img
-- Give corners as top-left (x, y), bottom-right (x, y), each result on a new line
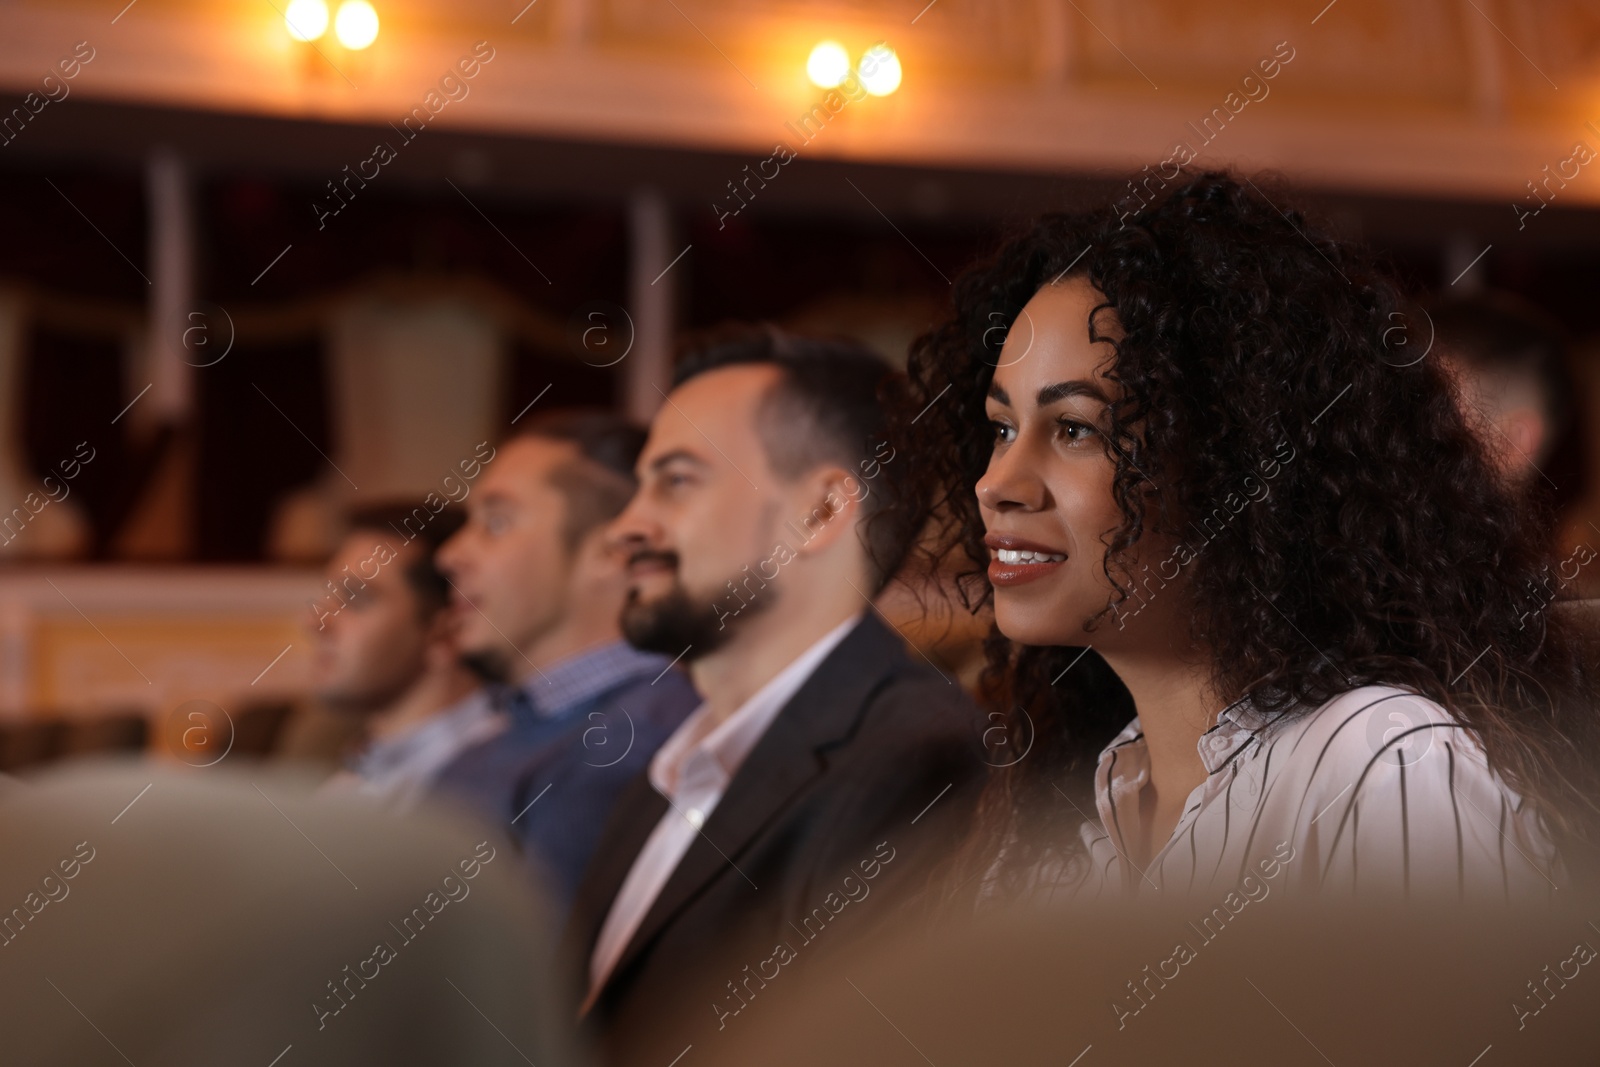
top-left (432, 640), bottom-right (700, 917)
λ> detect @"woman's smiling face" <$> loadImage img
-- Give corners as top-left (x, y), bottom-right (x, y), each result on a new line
top-left (976, 277), bottom-right (1177, 648)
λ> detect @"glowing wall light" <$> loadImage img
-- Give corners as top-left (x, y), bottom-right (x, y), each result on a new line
top-left (806, 40), bottom-right (851, 89)
top-left (334, 1), bottom-right (380, 50)
top-left (285, 0), bottom-right (330, 41)
top-left (859, 43), bottom-right (902, 96)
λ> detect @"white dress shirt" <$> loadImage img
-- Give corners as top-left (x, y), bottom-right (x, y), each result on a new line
top-left (1025, 685), bottom-right (1562, 903)
top-left (586, 613), bottom-right (863, 1000)
top-left (319, 688), bottom-right (504, 812)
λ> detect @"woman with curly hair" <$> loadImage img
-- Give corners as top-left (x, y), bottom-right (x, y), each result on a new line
top-left (888, 171), bottom-right (1600, 903)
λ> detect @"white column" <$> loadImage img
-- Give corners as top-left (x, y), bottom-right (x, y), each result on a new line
top-left (111, 150), bottom-right (201, 559)
top-left (626, 187), bottom-right (675, 423)
top-left (145, 148), bottom-right (195, 424)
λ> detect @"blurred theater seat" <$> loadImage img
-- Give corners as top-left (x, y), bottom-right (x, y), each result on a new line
top-left (698, 895), bottom-right (1600, 1066)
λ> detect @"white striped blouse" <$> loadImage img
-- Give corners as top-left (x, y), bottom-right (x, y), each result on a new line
top-left (1052, 685), bottom-right (1563, 902)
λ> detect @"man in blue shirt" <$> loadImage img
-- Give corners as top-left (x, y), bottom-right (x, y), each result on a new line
top-left (311, 502), bottom-right (494, 809)
top-left (432, 410), bottom-right (699, 915)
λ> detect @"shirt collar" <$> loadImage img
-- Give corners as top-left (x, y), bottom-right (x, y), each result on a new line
top-left (650, 613), bottom-right (864, 799)
top-left (514, 640), bottom-right (674, 720)
top-left (1094, 694), bottom-right (1279, 779)
top-left (348, 688), bottom-right (497, 778)
top-left (1195, 694), bottom-right (1281, 774)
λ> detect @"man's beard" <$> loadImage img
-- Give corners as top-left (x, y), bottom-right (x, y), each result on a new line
top-left (316, 663), bottom-right (425, 718)
top-left (620, 548), bottom-right (776, 661)
top-left (459, 650), bottom-right (511, 686)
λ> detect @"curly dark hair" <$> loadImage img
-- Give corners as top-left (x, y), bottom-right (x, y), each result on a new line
top-left (888, 171), bottom-right (1600, 899)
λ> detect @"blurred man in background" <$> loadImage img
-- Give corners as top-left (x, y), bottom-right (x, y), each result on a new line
top-left (311, 502), bottom-right (491, 809)
top-left (432, 410), bottom-right (698, 914)
top-left (1432, 291), bottom-right (1600, 611)
top-left (1433, 290), bottom-right (1576, 488)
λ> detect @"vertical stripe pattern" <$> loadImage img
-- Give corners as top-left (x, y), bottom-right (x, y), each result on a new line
top-left (1032, 686), bottom-right (1563, 902)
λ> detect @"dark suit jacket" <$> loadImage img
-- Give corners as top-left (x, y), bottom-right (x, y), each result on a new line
top-left (562, 612), bottom-right (986, 1064)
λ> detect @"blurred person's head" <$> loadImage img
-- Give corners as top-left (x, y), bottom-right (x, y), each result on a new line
top-left (438, 410), bottom-right (645, 684)
top-left (309, 501), bottom-right (465, 714)
top-left (1431, 291), bottom-right (1573, 482)
top-left (609, 324), bottom-right (901, 665)
top-left (0, 763), bottom-right (584, 1066)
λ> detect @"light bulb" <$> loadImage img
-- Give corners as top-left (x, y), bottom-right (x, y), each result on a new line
top-left (335, 0), bottom-right (380, 50)
top-left (806, 40), bottom-right (851, 89)
top-left (285, 0), bottom-right (329, 41)
top-left (859, 43), bottom-right (902, 96)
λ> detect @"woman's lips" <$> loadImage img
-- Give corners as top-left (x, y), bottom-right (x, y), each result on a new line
top-left (987, 558), bottom-right (1065, 586)
top-left (987, 547), bottom-right (1068, 587)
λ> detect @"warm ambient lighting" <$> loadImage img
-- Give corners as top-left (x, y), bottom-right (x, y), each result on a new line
top-left (859, 43), bottom-right (902, 96)
top-left (285, 0), bottom-right (330, 41)
top-left (334, 1), bottom-right (380, 50)
top-left (806, 41), bottom-right (851, 89)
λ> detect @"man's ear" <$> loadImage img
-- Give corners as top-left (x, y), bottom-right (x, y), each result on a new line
top-left (1499, 407), bottom-right (1547, 474)
top-left (573, 521), bottom-right (629, 584)
top-left (791, 466), bottom-right (864, 557)
top-left (422, 607), bottom-right (460, 670)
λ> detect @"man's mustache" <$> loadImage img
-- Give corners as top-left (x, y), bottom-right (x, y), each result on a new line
top-left (627, 548), bottom-right (678, 570)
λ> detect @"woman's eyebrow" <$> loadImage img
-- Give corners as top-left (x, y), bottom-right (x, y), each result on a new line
top-left (1036, 379), bottom-right (1109, 407)
top-left (986, 381), bottom-right (1011, 406)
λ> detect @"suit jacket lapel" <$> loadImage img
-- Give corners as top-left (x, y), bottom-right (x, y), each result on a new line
top-left (602, 613), bottom-right (910, 989)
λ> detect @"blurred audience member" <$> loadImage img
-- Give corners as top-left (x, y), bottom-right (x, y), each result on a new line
top-left (1432, 290), bottom-right (1577, 492)
top-left (566, 326), bottom-right (984, 1064)
top-left (0, 762), bottom-right (582, 1067)
top-left (312, 502), bottom-right (487, 808)
top-left (432, 411), bottom-right (698, 913)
